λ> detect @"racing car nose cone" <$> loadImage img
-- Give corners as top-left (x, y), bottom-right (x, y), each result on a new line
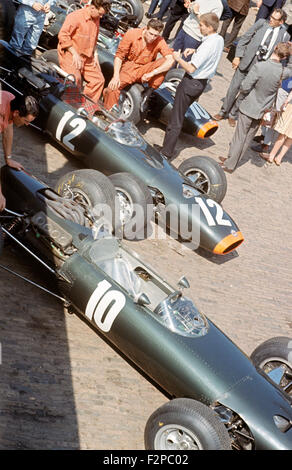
top-left (213, 231), bottom-right (244, 255)
top-left (196, 120), bottom-right (219, 139)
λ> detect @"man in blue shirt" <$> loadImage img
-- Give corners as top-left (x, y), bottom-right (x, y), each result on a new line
top-left (9, 0), bottom-right (56, 56)
top-left (157, 12), bottom-right (224, 159)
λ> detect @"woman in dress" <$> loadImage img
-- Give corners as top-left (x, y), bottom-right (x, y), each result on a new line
top-left (260, 88), bottom-right (292, 165)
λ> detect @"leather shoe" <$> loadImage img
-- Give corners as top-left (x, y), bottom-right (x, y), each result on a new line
top-left (219, 162), bottom-right (233, 173)
top-left (253, 134), bottom-right (264, 143)
top-left (145, 13), bottom-right (152, 18)
top-left (228, 118), bottom-right (236, 127)
top-left (213, 113), bottom-right (224, 121)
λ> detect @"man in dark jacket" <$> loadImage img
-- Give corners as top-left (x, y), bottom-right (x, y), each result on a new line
top-left (220, 0), bottom-right (251, 52)
top-left (214, 8), bottom-right (290, 126)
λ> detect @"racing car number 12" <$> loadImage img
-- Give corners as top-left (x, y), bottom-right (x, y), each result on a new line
top-left (85, 279), bottom-right (126, 332)
top-left (56, 110), bottom-right (86, 151)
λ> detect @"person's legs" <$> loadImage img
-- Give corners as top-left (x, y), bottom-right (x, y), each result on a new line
top-left (224, 12), bottom-right (246, 49)
top-left (58, 50), bottom-right (83, 88)
top-left (224, 112), bottom-right (259, 171)
top-left (161, 76), bottom-right (206, 157)
top-left (22, 12), bottom-right (45, 55)
top-left (216, 68), bottom-right (246, 118)
top-left (83, 59), bottom-right (105, 103)
top-left (157, 0), bottom-right (172, 19)
top-left (219, 16), bottom-right (233, 41)
top-left (147, 0), bottom-right (159, 16)
top-left (274, 137), bottom-right (292, 165)
top-left (9, 5), bottom-right (32, 52)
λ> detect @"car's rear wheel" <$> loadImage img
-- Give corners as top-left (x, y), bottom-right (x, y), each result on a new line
top-left (110, 0), bottom-right (144, 24)
top-left (55, 169), bottom-right (116, 230)
top-left (164, 68), bottom-right (185, 90)
top-left (178, 156), bottom-right (227, 203)
top-left (40, 49), bottom-right (60, 66)
top-left (250, 337), bottom-right (292, 396)
top-left (118, 83), bottom-right (143, 124)
top-left (145, 398), bottom-right (231, 450)
top-left (109, 172), bottom-right (153, 240)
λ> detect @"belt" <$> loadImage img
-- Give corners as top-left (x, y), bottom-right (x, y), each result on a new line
top-left (185, 73), bottom-right (208, 83)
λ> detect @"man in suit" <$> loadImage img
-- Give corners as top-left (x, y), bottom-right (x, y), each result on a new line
top-left (255, 0), bottom-right (286, 22)
top-left (220, 0), bottom-right (251, 52)
top-left (219, 42), bottom-right (291, 172)
top-left (214, 8), bottom-right (290, 126)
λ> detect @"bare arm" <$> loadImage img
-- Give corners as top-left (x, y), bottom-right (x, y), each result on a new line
top-left (2, 123), bottom-right (24, 170)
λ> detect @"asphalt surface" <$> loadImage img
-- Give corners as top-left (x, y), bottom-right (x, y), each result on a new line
top-left (0, 4), bottom-right (291, 450)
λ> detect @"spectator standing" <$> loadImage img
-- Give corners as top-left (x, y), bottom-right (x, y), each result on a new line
top-left (158, 13), bottom-right (224, 159)
top-left (220, 0), bottom-right (251, 52)
top-left (162, 0), bottom-right (188, 42)
top-left (172, 0), bottom-right (223, 60)
top-left (260, 87), bottom-right (292, 164)
top-left (57, 0), bottom-right (110, 104)
top-left (214, 8), bottom-right (290, 126)
top-left (255, 0), bottom-right (286, 21)
top-left (0, 92), bottom-right (39, 210)
top-left (103, 19), bottom-right (174, 111)
top-left (219, 42), bottom-right (291, 172)
top-left (9, 0), bottom-right (56, 57)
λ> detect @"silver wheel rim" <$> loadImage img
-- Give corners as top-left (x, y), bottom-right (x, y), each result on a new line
top-left (154, 424), bottom-right (203, 450)
top-left (185, 168), bottom-right (210, 195)
top-left (119, 92), bottom-right (134, 120)
top-left (61, 186), bottom-right (92, 209)
top-left (259, 356), bottom-right (292, 395)
top-left (115, 189), bottom-right (133, 225)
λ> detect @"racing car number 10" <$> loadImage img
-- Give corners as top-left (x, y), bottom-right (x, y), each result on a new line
top-left (85, 279), bottom-right (126, 332)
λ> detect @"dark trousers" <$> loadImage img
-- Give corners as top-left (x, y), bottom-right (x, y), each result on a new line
top-left (162, 2), bottom-right (188, 41)
top-left (162, 75), bottom-right (207, 157)
top-left (220, 9), bottom-right (247, 48)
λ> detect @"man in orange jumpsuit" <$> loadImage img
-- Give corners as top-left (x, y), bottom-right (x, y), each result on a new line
top-left (103, 19), bottom-right (174, 111)
top-left (57, 0), bottom-right (110, 104)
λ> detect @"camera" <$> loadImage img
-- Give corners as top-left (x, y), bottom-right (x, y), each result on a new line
top-left (257, 44), bottom-right (268, 61)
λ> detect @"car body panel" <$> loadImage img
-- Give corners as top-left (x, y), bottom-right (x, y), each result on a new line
top-left (0, 166), bottom-right (291, 450)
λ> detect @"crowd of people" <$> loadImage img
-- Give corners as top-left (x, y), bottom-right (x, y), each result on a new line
top-left (0, 0), bottom-right (292, 207)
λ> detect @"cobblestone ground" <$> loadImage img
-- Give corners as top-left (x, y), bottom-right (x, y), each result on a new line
top-left (0, 5), bottom-right (291, 450)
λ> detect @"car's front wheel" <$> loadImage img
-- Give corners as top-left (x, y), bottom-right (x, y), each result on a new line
top-left (250, 337), bottom-right (292, 396)
top-left (109, 172), bottom-right (153, 240)
top-left (144, 398), bottom-right (232, 450)
top-left (178, 156), bottom-right (227, 204)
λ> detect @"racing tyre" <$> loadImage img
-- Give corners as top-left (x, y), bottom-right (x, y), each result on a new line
top-left (119, 83), bottom-right (143, 124)
top-left (164, 69), bottom-right (185, 90)
top-left (250, 337), bottom-right (292, 396)
top-left (145, 398), bottom-right (232, 450)
top-left (110, 0), bottom-right (144, 25)
top-left (55, 169), bottom-right (116, 229)
top-left (40, 49), bottom-right (60, 66)
top-left (178, 156), bottom-right (227, 203)
top-left (109, 172), bottom-right (153, 240)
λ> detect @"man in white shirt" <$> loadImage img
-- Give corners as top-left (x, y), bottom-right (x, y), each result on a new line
top-left (173, 0), bottom-right (223, 59)
top-left (157, 13), bottom-right (224, 159)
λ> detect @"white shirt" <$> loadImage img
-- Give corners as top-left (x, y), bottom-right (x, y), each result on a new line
top-left (190, 33), bottom-right (224, 80)
top-left (183, 0), bottom-right (223, 41)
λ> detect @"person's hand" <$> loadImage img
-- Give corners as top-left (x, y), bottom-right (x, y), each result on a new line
top-left (6, 159), bottom-right (24, 171)
top-left (43, 2), bottom-right (51, 13)
top-left (184, 0), bottom-right (191, 8)
top-left (141, 70), bottom-right (155, 82)
top-left (0, 192), bottom-right (6, 212)
top-left (256, 0), bottom-right (262, 8)
top-left (108, 76), bottom-right (120, 90)
top-left (232, 57), bottom-right (240, 69)
top-left (71, 51), bottom-right (83, 70)
top-left (93, 50), bottom-right (99, 68)
top-left (32, 2), bottom-right (44, 11)
top-left (192, 2), bottom-right (200, 14)
top-left (184, 48), bottom-right (195, 57)
top-left (173, 50), bottom-right (181, 62)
